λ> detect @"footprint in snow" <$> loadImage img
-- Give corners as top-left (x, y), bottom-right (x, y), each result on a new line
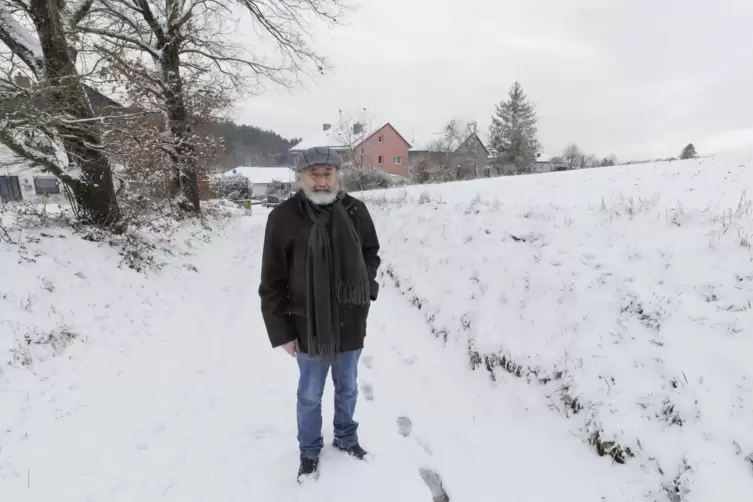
top-left (397, 416), bottom-right (412, 437)
top-left (361, 382), bottom-right (374, 402)
top-left (419, 467), bottom-right (450, 502)
top-left (362, 355), bottom-right (373, 369)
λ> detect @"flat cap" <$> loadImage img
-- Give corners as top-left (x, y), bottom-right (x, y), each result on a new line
top-left (296, 146), bottom-right (343, 171)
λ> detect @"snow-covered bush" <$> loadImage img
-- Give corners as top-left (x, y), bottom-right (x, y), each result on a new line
top-left (341, 166), bottom-right (393, 192)
top-left (211, 173), bottom-right (251, 201)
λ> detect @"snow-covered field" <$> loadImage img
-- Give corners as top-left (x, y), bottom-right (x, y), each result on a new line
top-left (360, 152), bottom-right (753, 501)
top-left (1, 152), bottom-right (751, 501)
top-left (0, 199), bottom-right (651, 501)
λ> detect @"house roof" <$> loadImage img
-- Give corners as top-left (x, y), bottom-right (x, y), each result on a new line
top-left (360, 123), bottom-right (412, 149)
top-left (410, 132), bottom-right (489, 155)
top-left (217, 166), bottom-right (295, 184)
top-left (289, 130), bottom-right (348, 152)
top-left (461, 133), bottom-right (489, 155)
top-left (290, 122), bottom-right (411, 152)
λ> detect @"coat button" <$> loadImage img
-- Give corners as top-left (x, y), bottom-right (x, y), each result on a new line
top-left (340, 322), bottom-right (345, 327)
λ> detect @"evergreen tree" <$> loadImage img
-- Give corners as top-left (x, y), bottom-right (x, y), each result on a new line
top-left (488, 82), bottom-right (541, 174)
top-left (680, 143), bottom-right (698, 160)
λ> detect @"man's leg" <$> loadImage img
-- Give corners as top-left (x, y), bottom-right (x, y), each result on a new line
top-left (296, 352), bottom-right (330, 459)
top-left (331, 349), bottom-right (362, 450)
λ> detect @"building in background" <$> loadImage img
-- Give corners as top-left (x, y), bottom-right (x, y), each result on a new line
top-left (0, 145), bottom-right (68, 205)
top-left (289, 122), bottom-right (411, 177)
top-left (409, 132), bottom-right (489, 180)
top-left (218, 166), bottom-right (296, 195)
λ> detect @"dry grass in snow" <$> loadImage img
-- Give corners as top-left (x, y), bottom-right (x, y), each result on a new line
top-left (360, 152), bottom-right (753, 501)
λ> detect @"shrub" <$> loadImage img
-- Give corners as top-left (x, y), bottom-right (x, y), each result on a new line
top-left (341, 166), bottom-right (394, 192)
top-left (211, 173), bottom-right (251, 201)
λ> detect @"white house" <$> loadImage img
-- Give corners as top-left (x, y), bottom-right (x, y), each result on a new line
top-left (0, 145), bottom-right (67, 205)
top-left (217, 166), bottom-right (296, 196)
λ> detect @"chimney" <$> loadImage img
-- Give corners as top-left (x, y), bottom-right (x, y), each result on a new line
top-left (352, 122), bottom-right (363, 135)
top-left (323, 123), bottom-right (331, 131)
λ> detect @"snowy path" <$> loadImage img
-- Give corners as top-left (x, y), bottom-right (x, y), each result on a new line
top-left (2, 215), bottom-right (646, 501)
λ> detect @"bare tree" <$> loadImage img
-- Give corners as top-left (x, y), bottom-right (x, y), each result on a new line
top-left (0, 1), bottom-right (121, 226)
top-left (332, 107), bottom-right (371, 170)
top-left (78, 0), bottom-right (346, 213)
top-left (330, 108), bottom-right (393, 192)
top-left (562, 143), bottom-right (583, 170)
top-left (584, 154), bottom-right (600, 168)
top-left (330, 109), bottom-right (404, 192)
top-left (414, 119), bottom-right (481, 183)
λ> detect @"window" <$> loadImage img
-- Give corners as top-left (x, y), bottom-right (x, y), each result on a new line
top-left (34, 176), bottom-right (60, 195)
top-left (0, 176), bottom-right (23, 202)
top-left (378, 155), bottom-right (383, 164)
top-left (393, 156), bottom-right (402, 164)
top-left (378, 135), bottom-right (384, 143)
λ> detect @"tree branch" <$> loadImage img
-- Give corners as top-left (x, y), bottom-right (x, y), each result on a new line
top-left (0, 6), bottom-right (44, 78)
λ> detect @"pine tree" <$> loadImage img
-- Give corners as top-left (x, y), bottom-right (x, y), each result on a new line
top-left (488, 82), bottom-right (541, 174)
top-left (680, 143), bottom-right (698, 160)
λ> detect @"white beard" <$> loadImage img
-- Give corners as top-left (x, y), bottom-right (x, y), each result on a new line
top-left (304, 188), bottom-right (338, 206)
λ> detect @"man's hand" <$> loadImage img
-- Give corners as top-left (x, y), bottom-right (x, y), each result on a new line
top-left (282, 339), bottom-right (299, 357)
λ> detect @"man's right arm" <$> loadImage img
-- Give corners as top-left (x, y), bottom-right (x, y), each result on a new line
top-left (258, 212), bottom-right (296, 348)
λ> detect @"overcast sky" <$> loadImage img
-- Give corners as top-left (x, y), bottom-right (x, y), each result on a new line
top-left (231, 0), bottom-right (753, 161)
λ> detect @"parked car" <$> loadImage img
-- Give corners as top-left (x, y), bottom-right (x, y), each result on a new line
top-left (261, 195), bottom-right (280, 208)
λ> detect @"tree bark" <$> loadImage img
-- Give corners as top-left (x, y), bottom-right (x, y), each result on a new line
top-left (28, 0), bottom-right (120, 226)
top-left (161, 39), bottom-right (200, 213)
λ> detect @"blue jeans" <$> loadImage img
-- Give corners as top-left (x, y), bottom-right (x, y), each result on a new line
top-left (296, 349), bottom-right (362, 459)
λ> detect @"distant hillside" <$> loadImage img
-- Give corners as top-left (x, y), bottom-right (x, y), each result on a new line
top-left (208, 120), bottom-right (300, 171)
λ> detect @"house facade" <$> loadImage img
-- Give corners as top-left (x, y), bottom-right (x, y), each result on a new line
top-left (0, 147), bottom-right (67, 205)
top-left (409, 133), bottom-right (489, 180)
top-left (1, 82), bottom-right (130, 206)
top-left (353, 124), bottom-right (410, 177)
top-left (289, 122), bottom-right (411, 177)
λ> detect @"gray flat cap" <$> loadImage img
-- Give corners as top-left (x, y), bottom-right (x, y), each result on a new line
top-left (296, 146), bottom-right (343, 171)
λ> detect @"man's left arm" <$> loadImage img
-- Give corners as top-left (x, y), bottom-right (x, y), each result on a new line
top-left (359, 203), bottom-right (381, 301)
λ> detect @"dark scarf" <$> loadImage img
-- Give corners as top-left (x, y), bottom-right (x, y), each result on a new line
top-left (301, 191), bottom-right (371, 358)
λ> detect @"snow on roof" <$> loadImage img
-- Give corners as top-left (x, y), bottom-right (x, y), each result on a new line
top-left (218, 166), bottom-right (295, 184)
top-left (290, 129), bottom-right (349, 152)
top-left (290, 122), bottom-right (397, 152)
top-left (408, 135), bottom-right (441, 152)
top-left (536, 153), bottom-right (553, 162)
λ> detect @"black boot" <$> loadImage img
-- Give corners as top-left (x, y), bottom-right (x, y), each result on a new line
top-left (333, 440), bottom-right (369, 460)
top-left (297, 456), bottom-right (319, 482)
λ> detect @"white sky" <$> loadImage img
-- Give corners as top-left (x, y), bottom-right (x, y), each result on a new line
top-left (230, 0), bottom-right (753, 161)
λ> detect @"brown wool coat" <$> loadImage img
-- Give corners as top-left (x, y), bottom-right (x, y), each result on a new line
top-left (258, 191), bottom-right (381, 353)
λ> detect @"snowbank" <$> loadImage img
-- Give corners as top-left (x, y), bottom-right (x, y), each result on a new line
top-left (0, 200), bottom-right (250, 371)
top-left (360, 153), bottom-right (753, 501)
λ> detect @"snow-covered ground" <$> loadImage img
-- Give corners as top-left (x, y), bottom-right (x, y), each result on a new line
top-left (1, 198), bottom-right (651, 501)
top-left (359, 152), bottom-right (753, 501)
top-left (1, 151), bottom-right (751, 501)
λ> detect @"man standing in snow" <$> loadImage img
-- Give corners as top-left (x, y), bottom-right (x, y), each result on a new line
top-left (258, 146), bottom-right (381, 481)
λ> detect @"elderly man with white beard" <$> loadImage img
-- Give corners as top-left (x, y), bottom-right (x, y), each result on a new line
top-left (258, 146), bottom-right (382, 482)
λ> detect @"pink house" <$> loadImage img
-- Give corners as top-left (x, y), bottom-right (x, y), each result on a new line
top-left (290, 122), bottom-right (411, 178)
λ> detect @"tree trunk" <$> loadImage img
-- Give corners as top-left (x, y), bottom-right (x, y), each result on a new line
top-left (29, 0), bottom-right (120, 227)
top-left (161, 40), bottom-right (200, 213)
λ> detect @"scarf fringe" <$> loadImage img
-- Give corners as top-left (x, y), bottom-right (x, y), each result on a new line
top-left (335, 278), bottom-right (371, 306)
top-left (314, 344), bottom-right (341, 362)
